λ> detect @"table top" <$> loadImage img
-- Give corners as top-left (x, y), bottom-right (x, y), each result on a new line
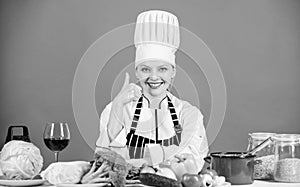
top-left (48, 181), bottom-right (300, 187)
top-left (233, 180), bottom-right (300, 187)
top-left (0, 180), bottom-right (299, 187)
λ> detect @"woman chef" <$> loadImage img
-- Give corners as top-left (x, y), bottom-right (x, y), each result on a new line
top-left (96, 10), bottom-right (208, 171)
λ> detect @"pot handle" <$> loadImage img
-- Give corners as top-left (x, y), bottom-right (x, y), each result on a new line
top-left (204, 156), bottom-right (211, 164)
top-left (247, 159), bottom-right (255, 169)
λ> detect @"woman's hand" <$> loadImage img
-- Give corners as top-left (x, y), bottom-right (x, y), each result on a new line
top-left (107, 72), bottom-right (142, 141)
top-left (113, 72), bottom-right (142, 106)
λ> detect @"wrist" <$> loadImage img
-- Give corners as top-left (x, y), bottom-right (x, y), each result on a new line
top-left (112, 99), bottom-right (124, 108)
top-left (107, 125), bottom-right (123, 142)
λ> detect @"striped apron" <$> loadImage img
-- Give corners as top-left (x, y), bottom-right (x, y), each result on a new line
top-left (126, 94), bottom-right (183, 159)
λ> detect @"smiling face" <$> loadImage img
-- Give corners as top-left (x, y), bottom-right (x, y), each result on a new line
top-left (135, 60), bottom-right (176, 99)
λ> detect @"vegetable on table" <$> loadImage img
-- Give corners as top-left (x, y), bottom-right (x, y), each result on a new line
top-left (139, 173), bottom-right (182, 187)
top-left (181, 173), bottom-right (203, 187)
top-left (140, 166), bottom-right (156, 174)
top-left (156, 167), bottom-right (177, 180)
top-left (0, 140), bottom-right (43, 180)
top-left (199, 168), bottom-right (218, 178)
top-left (81, 148), bottom-right (128, 187)
top-left (162, 153), bottom-right (198, 181)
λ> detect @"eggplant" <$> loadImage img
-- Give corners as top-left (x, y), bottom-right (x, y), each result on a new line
top-left (139, 173), bottom-right (182, 187)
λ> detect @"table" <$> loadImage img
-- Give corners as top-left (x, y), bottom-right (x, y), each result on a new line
top-left (232, 180), bottom-right (300, 187)
top-left (0, 180), bottom-right (299, 187)
top-left (48, 181), bottom-right (300, 187)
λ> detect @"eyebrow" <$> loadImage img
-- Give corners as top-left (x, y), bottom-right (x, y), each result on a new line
top-left (139, 65), bottom-right (151, 68)
top-left (158, 65), bottom-right (169, 68)
top-left (139, 64), bottom-right (171, 69)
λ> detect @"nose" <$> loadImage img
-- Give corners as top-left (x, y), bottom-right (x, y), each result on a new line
top-left (149, 69), bottom-right (159, 80)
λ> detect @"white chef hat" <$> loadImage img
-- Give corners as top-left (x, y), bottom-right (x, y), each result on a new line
top-left (134, 10), bottom-right (180, 67)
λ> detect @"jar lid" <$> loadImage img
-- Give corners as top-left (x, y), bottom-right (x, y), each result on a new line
top-left (248, 132), bottom-right (276, 140)
top-left (273, 134), bottom-right (300, 142)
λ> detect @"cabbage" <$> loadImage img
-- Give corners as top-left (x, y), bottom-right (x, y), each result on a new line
top-left (0, 140), bottom-right (43, 179)
top-left (40, 161), bottom-right (91, 184)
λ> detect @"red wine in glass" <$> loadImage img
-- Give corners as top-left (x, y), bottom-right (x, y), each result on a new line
top-left (43, 122), bottom-right (70, 162)
top-left (44, 138), bottom-right (70, 152)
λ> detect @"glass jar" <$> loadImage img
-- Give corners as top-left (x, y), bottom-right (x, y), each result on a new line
top-left (248, 132), bottom-right (276, 180)
top-left (274, 134), bottom-right (300, 183)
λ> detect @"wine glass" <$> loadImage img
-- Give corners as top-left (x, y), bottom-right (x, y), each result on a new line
top-left (43, 122), bottom-right (70, 162)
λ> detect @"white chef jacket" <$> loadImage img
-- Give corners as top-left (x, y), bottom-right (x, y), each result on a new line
top-left (96, 93), bottom-right (208, 170)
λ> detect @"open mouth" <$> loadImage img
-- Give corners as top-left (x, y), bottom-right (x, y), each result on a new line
top-left (146, 81), bottom-right (164, 89)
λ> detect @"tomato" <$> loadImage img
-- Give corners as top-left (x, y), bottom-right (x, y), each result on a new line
top-left (181, 174), bottom-right (203, 187)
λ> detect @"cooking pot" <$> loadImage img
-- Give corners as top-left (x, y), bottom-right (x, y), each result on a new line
top-left (204, 152), bottom-right (255, 185)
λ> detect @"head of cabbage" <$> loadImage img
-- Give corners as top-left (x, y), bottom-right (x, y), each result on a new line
top-left (0, 140), bottom-right (43, 179)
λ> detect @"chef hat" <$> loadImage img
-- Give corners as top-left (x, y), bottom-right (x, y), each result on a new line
top-left (134, 10), bottom-right (180, 67)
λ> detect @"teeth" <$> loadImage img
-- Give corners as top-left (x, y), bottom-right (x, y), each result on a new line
top-left (147, 82), bottom-right (163, 89)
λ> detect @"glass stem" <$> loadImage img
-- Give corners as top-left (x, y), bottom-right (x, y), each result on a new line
top-left (54, 152), bottom-right (59, 162)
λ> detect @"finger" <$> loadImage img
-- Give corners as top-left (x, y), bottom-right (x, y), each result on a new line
top-left (131, 95), bottom-right (139, 102)
top-left (130, 83), bottom-right (142, 92)
top-left (134, 88), bottom-right (142, 97)
top-left (133, 86), bottom-right (143, 100)
top-left (121, 72), bottom-right (130, 91)
top-left (128, 84), bottom-right (142, 97)
top-left (133, 92), bottom-right (141, 101)
top-left (135, 84), bottom-right (142, 92)
top-left (127, 90), bottom-right (135, 101)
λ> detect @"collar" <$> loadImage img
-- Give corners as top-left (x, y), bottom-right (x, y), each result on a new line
top-left (142, 92), bottom-right (173, 109)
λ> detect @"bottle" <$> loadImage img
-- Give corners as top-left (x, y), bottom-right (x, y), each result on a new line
top-left (247, 132), bottom-right (276, 180)
top-left (274, 134), bottom-right (300, 183)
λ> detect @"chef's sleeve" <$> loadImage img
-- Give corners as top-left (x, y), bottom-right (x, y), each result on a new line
top-left (163, 103), bottom-right (209, 171)
top-left (95, 103), bottom-right (127, 150)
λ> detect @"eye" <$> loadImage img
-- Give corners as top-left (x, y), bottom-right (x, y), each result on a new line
top-left (159, 67), bottom-right (168, 72)
top-left (141, 67), bottom-right (150, 72)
